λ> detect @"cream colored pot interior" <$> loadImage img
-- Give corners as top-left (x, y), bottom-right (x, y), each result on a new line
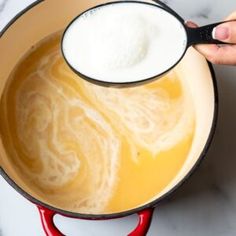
top-left (0, 0), bottom-right (215, 213)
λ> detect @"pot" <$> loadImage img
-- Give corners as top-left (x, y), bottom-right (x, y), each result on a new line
top-left (0, 0), bottom-right (218, 235)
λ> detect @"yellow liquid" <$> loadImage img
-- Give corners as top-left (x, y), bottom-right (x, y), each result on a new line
top-left (0, 33), bottom-right (195, 214)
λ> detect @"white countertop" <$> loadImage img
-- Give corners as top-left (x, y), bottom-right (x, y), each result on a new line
top-left (1, 0), bottom-right (236, 235)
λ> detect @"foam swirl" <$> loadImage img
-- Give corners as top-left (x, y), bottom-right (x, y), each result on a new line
top-left (1, 33), bottom-right (195, 213)
top-left (14, 52), bottom-right (120, 213)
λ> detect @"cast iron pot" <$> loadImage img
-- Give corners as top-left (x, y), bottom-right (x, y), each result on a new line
top-left (0, 0), bottom-right (218, 235)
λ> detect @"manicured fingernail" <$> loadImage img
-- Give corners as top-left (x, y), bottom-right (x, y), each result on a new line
top-left (212, 26), bottom-right (229, 40)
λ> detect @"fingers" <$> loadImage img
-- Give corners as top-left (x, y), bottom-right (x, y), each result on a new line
top-left (213, 12), bottom-right (236, 44)
top-left (185, 18), bottom-right (236, 65)
top-left (186, 20), bottom-right (236, 44)
top-left (194, 44), bottom-right (236, 65)
top-left (212, 21), bottom-right (236, 43)
top-left (185, 21), bottom-right (198, 28)
top-left (225, 11), bottom-right (236, 20)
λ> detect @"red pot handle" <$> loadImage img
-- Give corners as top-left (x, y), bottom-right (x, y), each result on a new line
top-left (128, 208), bottom-right (154, 236)
top-left (37, 206), bottom-right (154, 236)
top-left (38, 206), bottom-right (62, 236)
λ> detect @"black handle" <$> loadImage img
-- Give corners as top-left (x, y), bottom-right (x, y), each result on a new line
top-left (186, 20), bottom-right (235, 46)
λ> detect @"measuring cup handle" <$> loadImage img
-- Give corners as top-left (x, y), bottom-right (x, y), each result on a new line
top-left (186, 20), bottom-right (235, 46)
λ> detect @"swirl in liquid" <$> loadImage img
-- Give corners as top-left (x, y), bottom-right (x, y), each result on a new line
top-left (0, 33), bottom-right (195, 214)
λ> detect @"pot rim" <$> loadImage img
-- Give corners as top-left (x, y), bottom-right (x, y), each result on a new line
top-left (0, 0), bottom-right (218, 220)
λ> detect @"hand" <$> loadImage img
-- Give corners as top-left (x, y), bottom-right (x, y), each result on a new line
top-left (186, 12), bottom-right (236, 65)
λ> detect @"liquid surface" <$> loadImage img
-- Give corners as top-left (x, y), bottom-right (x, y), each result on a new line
top-left (62, 2), bottom-right (187, 83)
top-left (0, 33), bottom-right (195, 214)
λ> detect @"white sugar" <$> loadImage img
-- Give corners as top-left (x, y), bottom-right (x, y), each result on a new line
top-left (62, 2), bottom-right (187, 83)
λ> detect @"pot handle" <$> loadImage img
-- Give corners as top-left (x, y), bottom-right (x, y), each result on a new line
top-left (38, 206), bottom-right (63, 236)
top-left (128, 208), bottom-right (154, 236)
top-left (37, 206), bottom-right (154, 236)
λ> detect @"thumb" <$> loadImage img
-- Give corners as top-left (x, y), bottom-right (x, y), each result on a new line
top-left (213, 21), bottom-right (236, 43)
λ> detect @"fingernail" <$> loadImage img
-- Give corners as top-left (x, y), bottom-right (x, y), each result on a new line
top-left (212, 26), bottom-right (229, 40)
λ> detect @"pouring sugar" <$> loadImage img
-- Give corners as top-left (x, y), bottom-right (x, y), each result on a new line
top-left (62, 2), bottom-right (187, 83)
